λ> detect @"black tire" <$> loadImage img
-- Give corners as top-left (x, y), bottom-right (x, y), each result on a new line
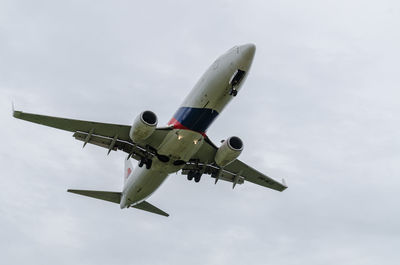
top-left (138, 160), bottom-right (144, 167)
top-left (194, 173), bottom-right (202, 183)
top-left (188, 171), bottom-right (196, 181)
top-left (232, 90), bottom-right (238, 96)
top-left (146, 159), bottom-right (152, 169)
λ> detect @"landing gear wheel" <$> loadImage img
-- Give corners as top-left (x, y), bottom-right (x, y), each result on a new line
top-left (188, 171), bottom-right (196, 181)
top-left (145, 159), bottom-right (152, 169)
top-left (138, 159), bottom-right (145, 168)
top-left (194, 173), bottom-right (202, 183)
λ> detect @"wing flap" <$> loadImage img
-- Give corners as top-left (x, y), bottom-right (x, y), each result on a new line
top-left (224, 160), bottom-right (287, 191)
top-left (73, 131), bottom-right (154, 161)
top-left (73, 132), bottom-right (115, 149)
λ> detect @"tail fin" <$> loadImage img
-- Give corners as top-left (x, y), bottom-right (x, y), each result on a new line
top-left (124, 157), bottom-right (134, 184)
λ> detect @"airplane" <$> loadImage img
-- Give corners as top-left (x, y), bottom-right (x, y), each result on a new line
top-left (13, 43), bottom-right (287, 217)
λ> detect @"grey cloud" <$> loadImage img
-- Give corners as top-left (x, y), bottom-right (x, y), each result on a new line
top-left (1, 0), bottom-right (399, 264)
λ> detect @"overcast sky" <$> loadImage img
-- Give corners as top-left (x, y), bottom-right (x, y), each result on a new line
top-left (1, 0), bottom-right (399, 264)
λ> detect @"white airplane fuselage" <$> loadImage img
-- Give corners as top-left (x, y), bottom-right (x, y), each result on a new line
top-left (120, 44), bottom-right (256, 209)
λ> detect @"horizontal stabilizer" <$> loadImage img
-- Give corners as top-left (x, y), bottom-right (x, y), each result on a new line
top-left (67, 189), bottom-right (122, 203)
top-left (67, 189), bottom-right (169, 217)
top-left (132, 201), bottom-right (169, 217)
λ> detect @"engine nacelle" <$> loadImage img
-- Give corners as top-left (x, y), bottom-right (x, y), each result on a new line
top-left (214, 136), bottom-right (243, 167)
top-left (129, 110), bottom-right (158, 142)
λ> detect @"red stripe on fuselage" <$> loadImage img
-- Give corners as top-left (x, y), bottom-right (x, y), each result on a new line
top-left (168, 118), bottom-right (207, 137)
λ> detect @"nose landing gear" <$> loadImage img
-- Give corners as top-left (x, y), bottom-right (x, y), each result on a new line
top-left (229, 69), bottom-right (246, 97)
top-left (229, 88), bottom-right (238, 96)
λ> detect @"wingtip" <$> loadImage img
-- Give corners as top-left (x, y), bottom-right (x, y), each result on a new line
top-left (11, 101), bottom-right (15, 116)
top-left (11, 101), bottom-right (21, 118)
top-left (280, 178), bottom-right (288, 191)
top-left (282, 178), bottom-right (287, 187)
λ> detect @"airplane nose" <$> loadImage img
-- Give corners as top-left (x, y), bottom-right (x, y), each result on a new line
top-left (237, 43), bottom-right (256, 70)
top-left (240, 43), bottom-right (256, 59)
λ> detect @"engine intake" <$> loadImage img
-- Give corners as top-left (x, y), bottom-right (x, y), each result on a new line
top-left (129, 110), bottom-right (158, 142)
top-left (214, 136), bottom-right (243, 167)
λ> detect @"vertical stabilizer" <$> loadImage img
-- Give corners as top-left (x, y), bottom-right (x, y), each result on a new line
top-left (124, 156), bottom-right (134, 184)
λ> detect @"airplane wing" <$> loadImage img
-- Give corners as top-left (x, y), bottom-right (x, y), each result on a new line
top-left (13, 109), bottom-right (287, 191)
top-left (182, 137), bottom-right (288, 192)
top-left (13, 109), bottom-right (172, 160)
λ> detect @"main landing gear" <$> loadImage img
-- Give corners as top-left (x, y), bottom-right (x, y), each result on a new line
top-left (187, 170), bottom-right (202, 183)
top-left (138, 158), bottom-right (152, 169)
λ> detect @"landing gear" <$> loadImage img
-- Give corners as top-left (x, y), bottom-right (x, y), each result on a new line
top-left (229, 69), bottom-right (246, 97)
top-left (145, 159), bottom-right (152, 169)
top-left (194, 173), bottom-right (202, 183)
top-left (187, 171), bottom-right (202, 183)
top-left (138, 158), bottom-right (152, 169)
top-left (229, 88), bottom-right (238, 97)
top-left (138, 159), bottom-right (145, 168)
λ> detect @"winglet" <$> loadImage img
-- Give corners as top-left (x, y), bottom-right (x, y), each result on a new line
top-left (281, 178), bottom-right (287, 188)
top-left (11, 101), bottom-right (21, 118)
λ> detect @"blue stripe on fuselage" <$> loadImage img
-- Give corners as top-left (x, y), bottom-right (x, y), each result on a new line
top-left (172, 107), bottom-right (219, 133)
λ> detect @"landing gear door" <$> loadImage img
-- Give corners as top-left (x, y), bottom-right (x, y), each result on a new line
top-left (229, 69), bottom-right (246, 87)
top-left (229, 69), bottom-right (246, 96)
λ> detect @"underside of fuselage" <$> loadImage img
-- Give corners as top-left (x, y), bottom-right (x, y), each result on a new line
top-left (121, 44), bottom-right (256, 207)
top-left (121, 128), bottom-right (205, 208)
top-left (115, 44), bottom-right (257, 209)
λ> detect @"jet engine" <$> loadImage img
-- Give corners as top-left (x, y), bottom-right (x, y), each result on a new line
top-left (214, 136), bottom-right (243, 167)
top-left (129, 110), bottom-right (158, 142)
